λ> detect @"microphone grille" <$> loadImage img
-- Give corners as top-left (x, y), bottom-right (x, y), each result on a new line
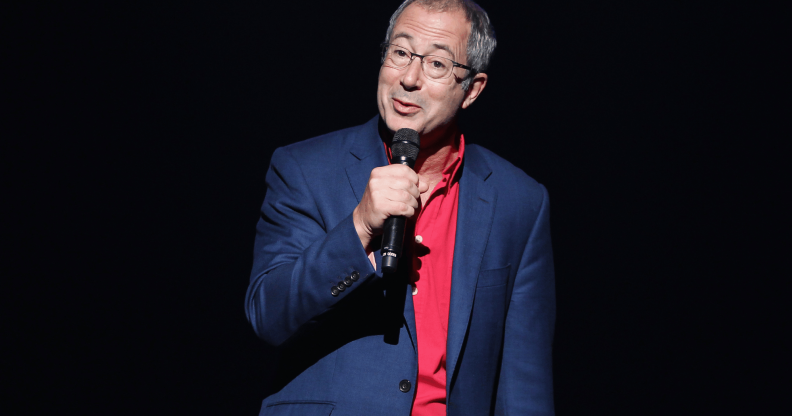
top-left (392, 128), bottom-right (420, 160)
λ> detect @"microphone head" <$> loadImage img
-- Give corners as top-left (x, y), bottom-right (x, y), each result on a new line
top-left (391, 128), bottom-right (420, 160)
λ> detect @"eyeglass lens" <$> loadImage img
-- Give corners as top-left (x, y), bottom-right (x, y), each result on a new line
top-left (383, 44), bottom-right (454, 80)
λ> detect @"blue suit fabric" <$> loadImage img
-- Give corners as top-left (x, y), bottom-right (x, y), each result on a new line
top-left (246, 116), bottom-right (556, 416)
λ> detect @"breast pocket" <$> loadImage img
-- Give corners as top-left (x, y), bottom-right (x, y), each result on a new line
top-left (476, 264), bottom-right (511, 288)
top-left (262, 401), bottom-right (335, 416)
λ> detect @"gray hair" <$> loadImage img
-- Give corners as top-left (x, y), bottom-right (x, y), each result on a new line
top-left (383, 0), bottom-right (497, 90)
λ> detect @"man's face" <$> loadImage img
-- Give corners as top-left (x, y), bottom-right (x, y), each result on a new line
top-left (377, 4), bottom-right (471, 143)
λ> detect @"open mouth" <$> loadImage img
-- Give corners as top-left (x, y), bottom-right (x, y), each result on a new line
top-left (393, 98), bottom-right (421, 114)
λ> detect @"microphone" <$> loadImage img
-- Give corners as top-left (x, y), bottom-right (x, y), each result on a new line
top-left (381, 128), bottom-right (420, 274)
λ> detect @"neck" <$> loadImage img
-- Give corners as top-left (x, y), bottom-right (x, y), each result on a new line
top-left (413, 124), bottom-right (459, 178)
top-left (378, 118), bottom-right (460, 178)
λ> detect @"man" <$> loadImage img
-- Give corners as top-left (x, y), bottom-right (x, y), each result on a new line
top-left (246, 1), bottom-right (555, 415)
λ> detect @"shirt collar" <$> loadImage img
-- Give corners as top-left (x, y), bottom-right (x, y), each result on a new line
top-left (383, 133), bottom-right (466, 175)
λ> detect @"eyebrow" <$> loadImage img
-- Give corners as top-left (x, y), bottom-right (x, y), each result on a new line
top-left (392, 32), bottom-right (456, 60)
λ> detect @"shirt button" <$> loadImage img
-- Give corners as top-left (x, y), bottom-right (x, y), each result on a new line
top-left (399, 379), bottom-right (412, 392)
top-left (412, 286), bottom-right (418, 296)
top-left (414, 235), bottom-right (423, 244)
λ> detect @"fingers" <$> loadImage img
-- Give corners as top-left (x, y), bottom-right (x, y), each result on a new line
top-left (376, 164), bottom-right (419, 185)
top-left (386, 197), bottom-right (417, 217)
top-left (369, 188), bottom-right (418, 214)
top-left (371, 165), bottom-right (421, 200)
top-left (386, 179), bottom-right (420, 206)
top-left (354, 164), bottom-right (423, 249)
top-left (379, 165), bottom-right (421, 211)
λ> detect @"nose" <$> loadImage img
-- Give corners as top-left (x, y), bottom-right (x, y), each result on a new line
top-left (400, 57), bottom-right (423, 90)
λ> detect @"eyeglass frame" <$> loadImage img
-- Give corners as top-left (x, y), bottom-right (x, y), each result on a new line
top-left (380, 43), bottom-right (473, 80)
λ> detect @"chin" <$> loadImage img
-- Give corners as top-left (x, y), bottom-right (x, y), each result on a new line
top-left (384, 114), bottom-right (423, 135)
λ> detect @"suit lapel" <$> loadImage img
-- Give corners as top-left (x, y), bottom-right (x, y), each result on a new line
top-left (345, 118), bottom-right (386, 203)
top-left (446, 147), bottom-right (496, 386)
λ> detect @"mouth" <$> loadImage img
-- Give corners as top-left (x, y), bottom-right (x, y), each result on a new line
top-left (392, 97), bottom-right (421, 115)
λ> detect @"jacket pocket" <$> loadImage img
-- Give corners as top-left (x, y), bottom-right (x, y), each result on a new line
top-left (262, 401), bottom-right (335, 416)
top-left (476, 264), bottom-right (511, 288)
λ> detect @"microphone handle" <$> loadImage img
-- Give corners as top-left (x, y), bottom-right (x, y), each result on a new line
top-left (381, 215), bottom-right (406, 273)
top-left (381, 156), bottom-right (415, 274)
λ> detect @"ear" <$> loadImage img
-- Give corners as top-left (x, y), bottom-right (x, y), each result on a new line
top-left (460, 72), bottom-right (488, 109)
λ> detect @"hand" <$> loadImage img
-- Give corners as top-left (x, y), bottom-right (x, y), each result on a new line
top-left (353, 164), bottom-right (429, 251)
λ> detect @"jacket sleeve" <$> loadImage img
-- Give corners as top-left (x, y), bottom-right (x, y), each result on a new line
top-left (495, 184), bottom-right (556, 415)
top-left (245, 146), bottom-right (377, 346)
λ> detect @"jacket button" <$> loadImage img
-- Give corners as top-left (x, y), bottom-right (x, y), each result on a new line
top-left (331, 287), bottom-right (340, 297)
top-left (350, 271), bottom-right (360, 281)
top-left (399, 379), bottom-right (411, 392)
top-left (343, 276), bottom-right (353, 286)
top-left (336, 283), bottom-right (346, 292)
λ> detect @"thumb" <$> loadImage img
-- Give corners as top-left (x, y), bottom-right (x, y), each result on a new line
top-left (418, 180), bottom-right (430, 193)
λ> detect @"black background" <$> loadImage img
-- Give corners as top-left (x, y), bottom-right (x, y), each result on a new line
top-left (5, 1), bottom-right (786, 415)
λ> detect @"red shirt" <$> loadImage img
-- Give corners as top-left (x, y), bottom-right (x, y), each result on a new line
top-left (387, 135), bottom-right (466, 416)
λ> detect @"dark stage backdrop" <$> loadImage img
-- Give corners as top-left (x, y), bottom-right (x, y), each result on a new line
top-left (5, 1), bottom-right (785, 415)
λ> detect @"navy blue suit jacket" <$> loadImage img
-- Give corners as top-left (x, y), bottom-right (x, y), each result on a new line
top-left (246, 117), bottom-right (555, 416)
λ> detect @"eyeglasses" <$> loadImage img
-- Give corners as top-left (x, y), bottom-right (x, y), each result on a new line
top-left (381, 43), bottom-right (472, 80)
